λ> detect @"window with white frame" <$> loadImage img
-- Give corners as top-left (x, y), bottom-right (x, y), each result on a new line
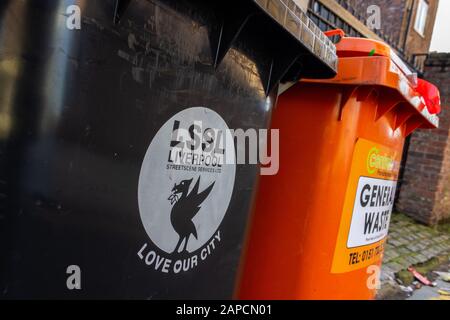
top-left (414, 0), bottom-right (429, 36)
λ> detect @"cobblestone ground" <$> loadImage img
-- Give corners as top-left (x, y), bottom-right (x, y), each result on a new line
top-left (378, 213), bottom-right (450, 299)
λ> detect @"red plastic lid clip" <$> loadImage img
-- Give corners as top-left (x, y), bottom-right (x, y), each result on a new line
top-left (416, 79), bottom-right (441, 115)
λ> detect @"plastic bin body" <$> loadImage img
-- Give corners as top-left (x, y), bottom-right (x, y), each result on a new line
top-left (0, 0), bottom-right (336, 299)
top-left (238, 37), bottom-right (439, 300)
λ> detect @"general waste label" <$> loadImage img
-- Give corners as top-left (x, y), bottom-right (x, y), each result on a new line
top-left (331, 138), bottom-right (401, 273)
top-left (347, 177), bottom-right (397, 248)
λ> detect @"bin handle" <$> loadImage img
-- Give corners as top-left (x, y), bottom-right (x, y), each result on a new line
top-left (324, 29), bottom-right (345, 38)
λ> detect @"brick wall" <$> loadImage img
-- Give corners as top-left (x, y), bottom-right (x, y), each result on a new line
top-left (345, 0), bottom-right (407, 46)
top-left (430, 53), bottom-right (450, 223)
top-left (396, 53), bottom-right (450, 225)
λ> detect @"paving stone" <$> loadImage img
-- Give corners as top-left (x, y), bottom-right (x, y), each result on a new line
top-left (416, 232), bottom-right (429, 239)
top-left (397, 247), bottom-right (412, 255)
top-left (389, 232), bottom-right (400, 238)
top-left (406, 244), bottom-right (421, 251)
top-left (424, 250), bottom-right (436, 259)
top-left (406, 255), bottom-right (421, 265)
top-left (381, 265), bottom-right (395, 274)
top-left (398, 238), bottom-right (411, 246)
top-left (385, 243), bottom-right (396, 251)
top-left (396, 221), bottom-right (409, 227)
top-left (385, 262), bottom-right (404, 273)
top-left (407, 235), bottom-right (418, 242)
top-left (416, 242), bottom-right (428, 250)
top-left (418, 231), bottom-right (433, 242)
top-left (395, 257), bottom-right (412, 268)
top-left (421, 233), bottom-right (432, 239)
top-left (383, 250), bottom-right (393, 257)
top-left (408, 225), bottom-right (422, 236)
top-left (388, 239), bottom-right (402, 247)
top-left (415, 254), bottom-right (428, 263)
top-left (388, 250), bottom-right (400, 260)
top-left (380, 267), bottom-right (396, 281)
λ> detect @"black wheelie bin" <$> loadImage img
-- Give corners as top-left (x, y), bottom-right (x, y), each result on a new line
top-left (0, 0), bottom-right (336, 299)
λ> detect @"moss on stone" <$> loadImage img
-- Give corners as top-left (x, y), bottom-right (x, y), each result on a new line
top-left (395, 254), bottom-right (450, 286)
top-left (436, 219), bottom-right (450, 234)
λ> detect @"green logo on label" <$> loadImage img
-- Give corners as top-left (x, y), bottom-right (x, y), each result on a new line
top-left (367, 147), bottom-right (395, 174)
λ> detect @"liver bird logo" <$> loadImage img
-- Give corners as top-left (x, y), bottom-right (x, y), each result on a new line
top-left (168, 177), bottom-right (215, 253)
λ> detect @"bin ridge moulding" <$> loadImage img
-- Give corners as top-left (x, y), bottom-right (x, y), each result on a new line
top-left (337, 86), bottom-right (378, 121)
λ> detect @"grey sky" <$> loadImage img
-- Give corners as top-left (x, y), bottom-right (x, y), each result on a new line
top-left (430, 0), bottom-right (450, 52)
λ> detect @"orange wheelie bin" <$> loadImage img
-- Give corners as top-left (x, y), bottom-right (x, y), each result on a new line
top-left (237, 36), bottom-right (441, 300)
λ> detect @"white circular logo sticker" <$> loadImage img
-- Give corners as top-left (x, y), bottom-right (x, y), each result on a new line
top-left (137, 107), bottom-right (235, 273)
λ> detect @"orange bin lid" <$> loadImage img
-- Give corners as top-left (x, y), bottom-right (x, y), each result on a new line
top-left (335, 37), bottom-right (420, 85)
top-left (303, 36), bottom-right (440, 130)
top-left (335, 37), bottom-right (391, 58)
